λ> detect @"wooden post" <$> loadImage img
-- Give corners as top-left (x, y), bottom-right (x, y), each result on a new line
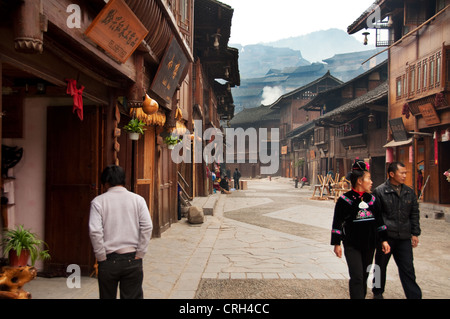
top-left (13, 0), bottom-right (44, 54)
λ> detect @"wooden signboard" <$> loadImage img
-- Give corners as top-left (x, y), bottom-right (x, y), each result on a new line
top-left (150, 37), bottom-right (189, 106)
top-left (281, 145), bottom-right (288, 155)
top-left (85, 0), bottom-right (148, 64)
top-left (389, 117), bottom-right (408, 141)
top-left (418, 103), bottom-right (440, 126)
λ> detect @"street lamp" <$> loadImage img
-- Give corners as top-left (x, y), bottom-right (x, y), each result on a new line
top-left (362, 31), bottom-right (370, 45)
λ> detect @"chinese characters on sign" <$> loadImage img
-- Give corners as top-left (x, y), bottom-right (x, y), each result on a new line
top-left (150, 37), bottom-right (189, 106)
top-left (85, 0), bottom-right (148, 64)
top-left (418, 103), bottom-right (440, 126)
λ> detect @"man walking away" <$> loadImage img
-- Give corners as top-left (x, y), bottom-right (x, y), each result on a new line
top-left (233, 168), bottom-right (241, 190)
top-left (89, 165), bottom-right (153, 299)
top-left (372, 162), bottom-right (422, 299)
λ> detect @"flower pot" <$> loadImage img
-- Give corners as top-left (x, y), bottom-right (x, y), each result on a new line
top-left (168, 144), bottom-right (175, 150)
top-left (9, 249), bottom-right (30, 267)
top-left (128, 132), bottom-right (140, 140)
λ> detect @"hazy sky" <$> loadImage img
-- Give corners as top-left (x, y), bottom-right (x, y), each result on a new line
top-left (219, 0), bottom-right (376, 45)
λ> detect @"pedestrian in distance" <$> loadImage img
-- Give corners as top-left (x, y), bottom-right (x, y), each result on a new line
top-left (300, 176), bottom-right (307, 188)
top-left (331, 159), bottom-right (390, 299)
top-left (233, 168), bottom-right (241, 190)
top-left (89, 165), bottom-right (153, 299)
top-left (220, 175), bottom-right (231, 194)
top-left (372, 161), bottom-right (422, 299)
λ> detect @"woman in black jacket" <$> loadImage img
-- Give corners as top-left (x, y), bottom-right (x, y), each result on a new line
top-left (331, 160), bottom-right (390, 299)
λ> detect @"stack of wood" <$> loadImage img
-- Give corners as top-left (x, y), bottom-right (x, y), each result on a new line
top-left (330, 176), bottom-right (351, 203)
top-left (311, 174), bottom-right (332, 200)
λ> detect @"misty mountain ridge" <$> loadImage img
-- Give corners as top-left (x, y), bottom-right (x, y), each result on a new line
top-left (229, 28), bottom-right (387, 112)
top-left (231, 28), bottom-right (376, 79)
top-left (230, 44), bottom-right (310, 79)
top-left (266, 28), bottom-right (375, 63)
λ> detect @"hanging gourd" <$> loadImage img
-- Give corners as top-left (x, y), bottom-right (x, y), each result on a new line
top-left (142, 93), bottom-right (159, 115)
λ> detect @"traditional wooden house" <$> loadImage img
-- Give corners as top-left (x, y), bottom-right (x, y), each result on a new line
top-left (228, 105), bottom-right (280, 178)
top-left (301, 60), bottom-right (388, 186)
top-left (192, 0), bottom-right (239, 196)
top-left (0, 0), bottom-right (198, 275)
top-left (268, 71), bottom-right (343, 178)
top-left (348, 0), bottom-right (450, 204)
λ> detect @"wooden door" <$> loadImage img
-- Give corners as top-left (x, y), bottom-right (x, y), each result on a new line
top-left (158, 146), bottom-right (171, 234)
top-left (135, 127), bottom-right (156, 233)
top-left (45, 105), bottom-right (99, 275)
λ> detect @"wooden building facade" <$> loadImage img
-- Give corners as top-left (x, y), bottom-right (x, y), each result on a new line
top-left (303, 61), bottom-right (388, 188)
top-left (228, 105), bottom-right (280, 178)
top-left (269, 71), bottom-right (343, 178)
top-left (348, 0), bottom-right (450, 204)
top-left (0, 0), bottom-right (239, 275)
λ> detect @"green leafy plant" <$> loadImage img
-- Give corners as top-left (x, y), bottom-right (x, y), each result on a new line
top-left (294, 158), bottom-right (305, 168)
top-left (123, 118), bottom-right (146, 135)
top-left (164, 134), bottom-right (181, 146)
top-left (2, 225), bottom-right (51, 266)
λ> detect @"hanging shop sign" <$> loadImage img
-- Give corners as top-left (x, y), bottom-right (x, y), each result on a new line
top-left (150, 37), bottom-right (189, 107)
top-left (85, 0), bottom-right (148, 64)
top-left (389, 117), bottom-right (408, 142)
top-left (418, 103), bottom-right (440, 126)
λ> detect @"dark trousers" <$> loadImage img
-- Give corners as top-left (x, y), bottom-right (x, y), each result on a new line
top-left (373, 238), bottom-right (422, 299)
top-left (344, 244), bottom-right (375, 299)
top-left (234, 179), bottom-right (239, 189)
top-left (97, 252), bottom-right (144, 299)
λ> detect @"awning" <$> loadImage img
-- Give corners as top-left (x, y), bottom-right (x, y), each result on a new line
top-left (383, 138), bottom-right (413, 148)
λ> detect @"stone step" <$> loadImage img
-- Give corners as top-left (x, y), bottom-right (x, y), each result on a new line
top-left (189, 193), bottom-right (220, 216)
top-left (202, 193), bottom-right (219, 215)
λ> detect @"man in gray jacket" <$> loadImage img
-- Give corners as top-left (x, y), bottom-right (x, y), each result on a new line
top-left (89, 165), bottom-right (153, 299)
top-left (372, 161), bottom-right (421, 299)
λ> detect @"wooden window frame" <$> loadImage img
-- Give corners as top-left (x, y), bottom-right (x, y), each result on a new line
top-left (422, 58), bottom-right (428, 92)
top-left (396, 76), bottom-right (403, 100)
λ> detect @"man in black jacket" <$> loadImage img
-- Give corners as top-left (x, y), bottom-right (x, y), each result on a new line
top-left (372, 161), bottom-right (422, 299)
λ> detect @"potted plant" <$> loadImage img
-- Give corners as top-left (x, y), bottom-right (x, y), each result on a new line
top-left (164, 134), bottom-right (181, 149)
top-left (2, 225), bottom-right (51, 267)
top-left (123, 118), bottom-right (146, 140)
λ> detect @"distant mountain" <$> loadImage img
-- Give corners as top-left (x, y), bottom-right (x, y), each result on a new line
top-left (229, 28), bottom-right (386, 113)
top-left (266, 28), bottom-right (376, 63)
top-left (230, 44), bottom-right (310, 78)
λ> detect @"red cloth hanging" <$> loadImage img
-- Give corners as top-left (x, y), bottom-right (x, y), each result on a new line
top-left (434, 131), bottom-right (439, 165)
top-left (65, 78), bottom-right (84, 121)
top-left (73, 85), bottom-right (85, 121)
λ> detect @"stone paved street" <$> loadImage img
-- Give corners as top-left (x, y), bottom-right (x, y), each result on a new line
top-left (27, 177), bottom-right (450, 299)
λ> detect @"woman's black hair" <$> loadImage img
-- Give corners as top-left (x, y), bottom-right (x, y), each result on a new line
top-left (349, 160), bottom-right (369, 188)
top-left (101, 165), bottom-right (126, 187)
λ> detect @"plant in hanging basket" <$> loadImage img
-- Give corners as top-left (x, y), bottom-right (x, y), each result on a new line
top-left (123, 118), bottom-right (146, 140)
top-left (2, 225), bottom-right (51, 266)
top-left (164, 134), bottom-right (181, 149)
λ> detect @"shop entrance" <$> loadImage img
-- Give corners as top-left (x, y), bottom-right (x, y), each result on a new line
top-left (44, 105), bottom-right (99, 275)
